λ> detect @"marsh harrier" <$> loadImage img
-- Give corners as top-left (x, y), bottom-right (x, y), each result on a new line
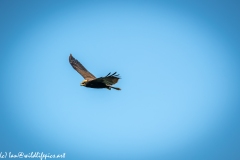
top-left (69, 54), bottom-right (121, 90)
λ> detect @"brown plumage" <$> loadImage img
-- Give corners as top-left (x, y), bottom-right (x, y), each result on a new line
top-left (69, 54), bottom-right (121, 90)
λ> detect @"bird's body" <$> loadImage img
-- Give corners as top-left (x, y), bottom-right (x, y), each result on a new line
top-left (85, 80), bottom-right (107, 89)
top-left (69, 54), bottom-right (121, 90)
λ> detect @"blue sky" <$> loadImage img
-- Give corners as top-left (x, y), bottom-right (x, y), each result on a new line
top-left (1, 0), bottom-right (240, 160)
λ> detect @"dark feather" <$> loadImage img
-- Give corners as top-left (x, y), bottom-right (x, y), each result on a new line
top-left (92, 72), bottom-right (120, 85)
top-left (106, 72), bottom-right (111, 76)
top-left (69, 54), bottom-right (96, 80)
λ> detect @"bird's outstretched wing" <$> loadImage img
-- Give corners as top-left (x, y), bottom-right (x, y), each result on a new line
top-left (69, 54), bottom-right (96, 80)
top-left (92, 72), bottom-right (120, 85)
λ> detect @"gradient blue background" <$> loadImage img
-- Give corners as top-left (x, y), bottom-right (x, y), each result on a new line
top-left (1, 0), bottom-right (240, 160)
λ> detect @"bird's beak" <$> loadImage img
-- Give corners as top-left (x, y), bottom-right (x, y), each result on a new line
top-left (81, 80), bottom-right (87, 86)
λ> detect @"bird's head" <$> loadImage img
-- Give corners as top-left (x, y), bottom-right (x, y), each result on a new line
top-left (80, 79), bottom-right (88, 86)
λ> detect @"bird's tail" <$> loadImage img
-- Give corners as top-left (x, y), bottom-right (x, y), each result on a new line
top-left (107, 86), bottom-right (121, 90)
top-left (111, 86), bottom-right (121, 90)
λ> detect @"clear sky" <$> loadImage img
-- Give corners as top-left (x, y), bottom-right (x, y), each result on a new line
top-left (1, 0), bottom-right (240, 160)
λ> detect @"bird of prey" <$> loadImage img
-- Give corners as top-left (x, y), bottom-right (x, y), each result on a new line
top-left (69, 54), bottom-right (121, 90)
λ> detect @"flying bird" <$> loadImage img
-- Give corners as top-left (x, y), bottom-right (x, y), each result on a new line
top-left (69, 54), bottom-right (121, 90)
